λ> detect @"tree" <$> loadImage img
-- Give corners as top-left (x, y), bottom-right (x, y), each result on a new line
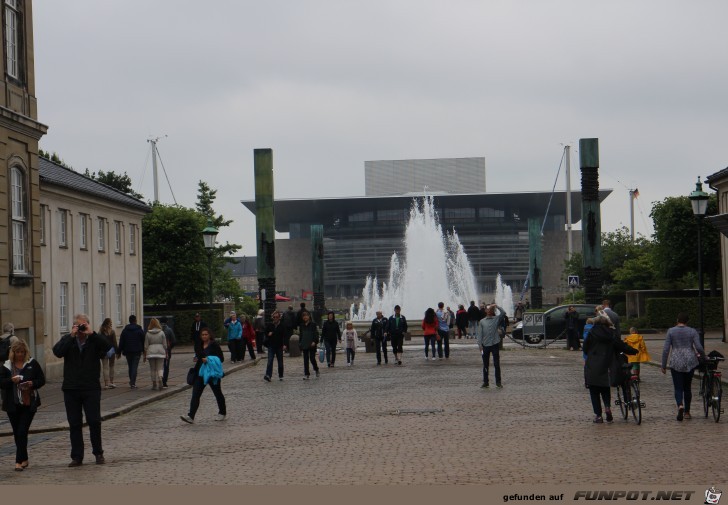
top-left (650, 194), bottom-right (721, 294)
top-left (142, 203), bottom-right (210, 305)
top-left (85, 168), bottom-right (144, 199)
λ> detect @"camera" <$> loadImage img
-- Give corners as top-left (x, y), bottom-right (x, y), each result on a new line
top-left (77, 323), bottom-right (87, 332)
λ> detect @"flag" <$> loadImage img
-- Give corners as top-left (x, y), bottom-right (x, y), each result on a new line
top-left (632, 188), bottom-right (639, 198)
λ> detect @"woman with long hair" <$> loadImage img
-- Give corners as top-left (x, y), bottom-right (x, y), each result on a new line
top-left (422, 308), bottom-right (438, 361)
top-left (0, 340), bottom-right (45, 471)
top-left (98, 318), bottom-right (118, 389)
top-left (661, 312), bottom-right (705, 421)
top-left (241, 315), bottom-right (257, 361)
top-left (180, 327), bottom-right (226, 423)
top-left (144, 318), bottom-right (167, 391)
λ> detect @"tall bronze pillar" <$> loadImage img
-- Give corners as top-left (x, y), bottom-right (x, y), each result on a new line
top-left (579, 138), bottom-right (603, 304)
top-left (528, 218), bottom-right (543, 309)
top-left (311, 225), bottom-right (325, 326)
top-left (254, 148), bottom-right (276, 324)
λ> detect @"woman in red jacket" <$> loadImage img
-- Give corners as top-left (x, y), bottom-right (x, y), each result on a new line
top-left (241, 315), bottom-right (257, 361)
top-left (422, 308), bottom-right (439, 361)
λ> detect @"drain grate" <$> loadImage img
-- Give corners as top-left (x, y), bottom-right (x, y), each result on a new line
top-left (392, 408), bottom-right (444, 415)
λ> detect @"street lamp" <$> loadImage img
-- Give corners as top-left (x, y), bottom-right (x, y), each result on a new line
top-left (202, 220), bottom-right (219, 308)
top-left (689, 177), bottom-right (709, 349)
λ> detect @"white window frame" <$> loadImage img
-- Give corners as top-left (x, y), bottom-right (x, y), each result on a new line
top-left (5, 0), bottom-right (19, 80)
top-left (115, 284), bottom-right (123, 325)
top-left (59, 282), bottom-right (69, 332)
top-left (58, 209), bottom-right (67, 247)
top-left (41, 282), bottom-right (47, 336)
top-left (129, 224), bottom-right (137, 255)
top-left (39, 204), bottom-right (46, 245)
top-left (97, 217), bottom-right (105, 251)
top-left (99, 283), bottom-right (106, 321)
top-left (10, 166), bottom-right (26, 273)
top-left (130, 284), bottom-right (137, 316)
top-left (79, 214), bottom-right (87, 249)
top-left (114, 221), bottom-right (122, 253)
top-left (80, 282), bottom-right (89, 316)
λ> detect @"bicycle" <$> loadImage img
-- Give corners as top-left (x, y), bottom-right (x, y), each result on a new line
top-left (614, 362), bottom-right (643, 424)
top-left (699, 355), bottom-right (724, 422)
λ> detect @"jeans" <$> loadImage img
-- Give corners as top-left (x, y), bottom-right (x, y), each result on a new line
top-left (302, 349), bottom-right (319, 376)
top-left (265, 346), bottom-right (284, 378)
top-left (162, 352), bottom-right (172, 386)
top-left (670, 369), bottom-right (695, 411)
top-left (125, 352), bottom-right (142, 386)
top-left (7, 407), bottom-right (35, 463)
top-left (437, 329), bottom-right (449, 358)
top-left (63, 389), bottom-right (103, 461)
top-left (324, 340), bottom-right (337, 365)
top-left (346, 348), bottom-right (356, 364)
top-left (423, 335), bottom-right (436, 357)
top-left (468, 320), bottom-right (478, 337)
top-left (588, 386), bottom-right (611, 416)
top-left (481, 344), bottom-right (501, 385)
top-left (188, 376), bottom-right (226, 419)
top-left (374, 338), bottom-right (388, 364)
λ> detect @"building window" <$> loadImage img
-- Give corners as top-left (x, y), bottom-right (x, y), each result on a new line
top-left (114, 221), bottom-right (122, 253)
top-left (39, 204), bottom-right (46, 245)
top-left (41, 282), bottom-right (47, 336)
top-left (99, 283), bottom-right (106, 321)
top-left (59, 282), bottom-right (68, 332)
top-left (130, 284), bottom-right (136, 316)
top-left (4, 0), bottom-right (21, 80)
top-left (80, 282), bottom-right (89, 316)
top-left (115, 284), bottom-right (122, 325)
top-left (79, 214), bottom-right (88, 249)
top-left (129, 224), bottom-right (137, 255)
top-left (348, 211), bottom-right (374, 223)
top-left (10, 166), bottom-right (27, 273)
top-left (97, 218), bottom-right (105, 251)
top-left (58, 209), bottom-right (67, 247)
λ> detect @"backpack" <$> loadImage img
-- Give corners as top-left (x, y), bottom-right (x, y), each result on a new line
top-left (0, 336), bottom-right (11, 362)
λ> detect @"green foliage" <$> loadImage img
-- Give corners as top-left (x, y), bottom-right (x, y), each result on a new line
top-left (645, 297), bottom-right (724, 329)
top-left (612, 252), bottom-right (657, 292)
top-left (562, 252), bottom-right (584, 283)
top-left (622, 316), bottom-right (651, 331)
top-left (236, 295), bottom-right (260, 320)
top-left (84, 168), bottom-right (144, 199)
top-left (601, 227), bottom-right (653, 287)
top-left (143, 307), bottom-right (225, 344)
top-left (39, 149), bottom-right (72, 169)
top-left (650, 194), bottom-right (721, 293)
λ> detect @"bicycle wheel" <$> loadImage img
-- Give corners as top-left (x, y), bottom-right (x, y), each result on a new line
top-left (702, 373), bottom-right (710, 418)
top-left (711, 376), bottom-right (722, 422)
top-left (615, 386), bottom-right (628, 419)
top-left (629, 380), bottom-right (642, 425)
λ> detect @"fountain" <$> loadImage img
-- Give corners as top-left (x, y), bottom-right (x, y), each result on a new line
top-left (494, 273), bottom-right (515, 320)
top-left (350, 196), bottom-right (480, 321)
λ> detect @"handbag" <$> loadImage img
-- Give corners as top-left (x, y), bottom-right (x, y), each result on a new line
top-left (186, 367), bottom-right (197, 386)
top-left (318, 347), bottom-right (325, 363)
top-left (106, 346), bottom-right (116, 359)
top-left (18, 383), bottom-right (33, 407)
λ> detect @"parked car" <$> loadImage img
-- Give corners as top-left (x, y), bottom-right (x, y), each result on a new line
top-left (511, 304), bottom-right (598, 344)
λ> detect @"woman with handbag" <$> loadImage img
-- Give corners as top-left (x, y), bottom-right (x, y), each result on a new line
top-left (180, 327), bottom-right (226, 424)
top-left (0, 340), bottom-right (45, 471)
top-left (99, 318), bottom-right (118, 389)
top-left (298, 311), bottom-right (320, 379)
top-left (144, 318), bottom-right (168, 391)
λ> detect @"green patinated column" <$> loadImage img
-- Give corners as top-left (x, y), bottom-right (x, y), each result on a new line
top-left (254, 148), bottom-right (276, 324)
top-left (311, 225), bottom-right (325, 326)
top-left (579, 138), bottom-right (603, 304)
top-left (528, 218), bottom-right (543, 309)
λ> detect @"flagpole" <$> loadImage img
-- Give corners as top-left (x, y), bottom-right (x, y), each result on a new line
top-left (629, 188), bottom-right (638, 241)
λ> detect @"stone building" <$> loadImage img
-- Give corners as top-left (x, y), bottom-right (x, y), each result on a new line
top-left (0, 0), bottom-right (48, 361)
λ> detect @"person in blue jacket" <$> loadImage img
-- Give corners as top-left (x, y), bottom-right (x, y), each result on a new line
top-left (224, 311), bottom-right (243, 363)
top-left (180, 327), bottom-right (226, 424)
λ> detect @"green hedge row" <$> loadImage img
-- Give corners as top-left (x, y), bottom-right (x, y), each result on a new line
top-left (645, 297), bottom-right (724, 329)
top-left (144, 307), bottom-right (227, 344)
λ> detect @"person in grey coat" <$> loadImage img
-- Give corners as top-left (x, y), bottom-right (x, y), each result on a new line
top-left (476, 305), bottom-right (505, 388)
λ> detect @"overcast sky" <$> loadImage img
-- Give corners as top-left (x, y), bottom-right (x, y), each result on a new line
top-left (34, 1), bottom-right (728, 257)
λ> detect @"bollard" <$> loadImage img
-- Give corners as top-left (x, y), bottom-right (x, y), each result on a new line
top-left (289, 334), bottom-right (301, 357)
top-left (364, 336), bottom-right (375, 353)
top-left (404, 331), bottom-right (411, 341)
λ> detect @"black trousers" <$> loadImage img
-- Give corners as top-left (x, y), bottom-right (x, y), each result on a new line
top-left (7, 406), bottom-right (36, 463)
top-left (375, 338), bottom-right (388, 364)
top-left (481, 344), bottom-right (501, 386)
top-left (390, 335), bottom-right (404, 355)
top-left (188, 376), bottom-right (226, 419)
top-left (63, 389), bottom-right (103, 461)
top-left (588, 386), bottom-right (611, 416)
top-left (162, 352), bottom-right (172, 386)
top-left (437, 329), bottom-right (449, 358)
top-left (243, 340), bottom-right (256, 360)
top-left (302, 349), bottom-right (319, 376)
top-left (228, 339), bottom-right (244, 361)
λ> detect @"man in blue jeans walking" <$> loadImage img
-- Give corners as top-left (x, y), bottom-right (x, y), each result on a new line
top-left (436, 302), bottom-right (450, 359)
top-left (476, 304), bottom-right (505, 388)
top-left (118, 315), bottom-right (145, 388)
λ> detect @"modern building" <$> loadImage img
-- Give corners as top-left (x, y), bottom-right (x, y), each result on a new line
top-left (365, 157), bottom-right (485, 196)
top-left (0, 0), bottom-right (48, 362)
top-left (242, 158), bottom-right (612, 305)
top-left (39, 158), bottom-right (151, 379)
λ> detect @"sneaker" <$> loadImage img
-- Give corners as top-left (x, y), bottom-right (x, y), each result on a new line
top-left (279, 377), bottom-right (283, 381)
top-left (214, 414), bottom-right (226, 421)
top-left (315, 370), bottom-right (320, 378)
top-left (481, 383), bottom-right (488, 388)
top-left (130, 384), bottom-right (137, 389)
top-left (108, 383), bottom-right (116, 389)
top-left (677, 407), bottom-right (684, 421)
top-left (347, 363), bottom-right (351, 366)
top-left (684, 412), bottom-right (692, 420)
top-left (605, 409), bottom-right (613, 423)
top-left (264, 375), bottom-right (271, 382)
top-left (303, 375), bottom-right (310, 380)
top-left (162, 384), bottom-right (168, 389)
top-left (95, 454), bottom-right (106, 465)
top-left (438, 357), bottom-right (443, 360)
top-left (431, 357), bottom-right (437, 361)
top-left (180, 415), bottom-right (194, 424)
top-left (593, 416), bottom-right (604, 424)
top-left (496, 383), bottom-right (503, 389)
top-left (377, 362), bottom-right (381, 366)
top-left (68, 459), bottom-right (83, 467)
top-left (398, 361), bottom-right (402, 365)
top-left (425, 356), bottom-right (429, 361)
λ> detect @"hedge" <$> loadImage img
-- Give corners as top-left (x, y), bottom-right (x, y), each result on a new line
top-left (143, 306), bottom-right (227, 344)
top-left (645, 297), bottom-right (724, 329)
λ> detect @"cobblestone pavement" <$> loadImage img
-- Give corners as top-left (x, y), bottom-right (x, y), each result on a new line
top-left (0, 342), bottom-right (726, 485)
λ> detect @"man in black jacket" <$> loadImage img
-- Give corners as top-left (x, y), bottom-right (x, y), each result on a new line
top-left (467, 301), bottom-right (481, 339)
top-left (370, 311), bottom-right (389, 365)
top-left (189, 312), bottom-right (207, 346)
top-left (118, 315), bottom-right (145, 389)
top-left (52, 313), bottom-right (111, 467)
top-left (263, 310), bottom-right (288, 381)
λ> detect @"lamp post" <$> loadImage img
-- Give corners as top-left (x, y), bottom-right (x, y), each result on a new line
top-left (202, 220), bottom-right (219, 309)
top-left (689, 177), bottom-right (709, 349)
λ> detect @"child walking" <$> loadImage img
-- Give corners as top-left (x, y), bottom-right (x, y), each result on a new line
top-left (623, 326), bottom-right (650, 381)
top-left (344, 322), bottom-right (358, 366)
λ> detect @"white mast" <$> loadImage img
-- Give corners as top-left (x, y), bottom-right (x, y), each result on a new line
top-left (565, 145), bottom-right (573, 257)
top-left (147, 135), bottom-right (166, 204)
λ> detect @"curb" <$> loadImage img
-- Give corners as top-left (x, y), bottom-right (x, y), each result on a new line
top-left (0, 358), bottom-right (261, 437)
